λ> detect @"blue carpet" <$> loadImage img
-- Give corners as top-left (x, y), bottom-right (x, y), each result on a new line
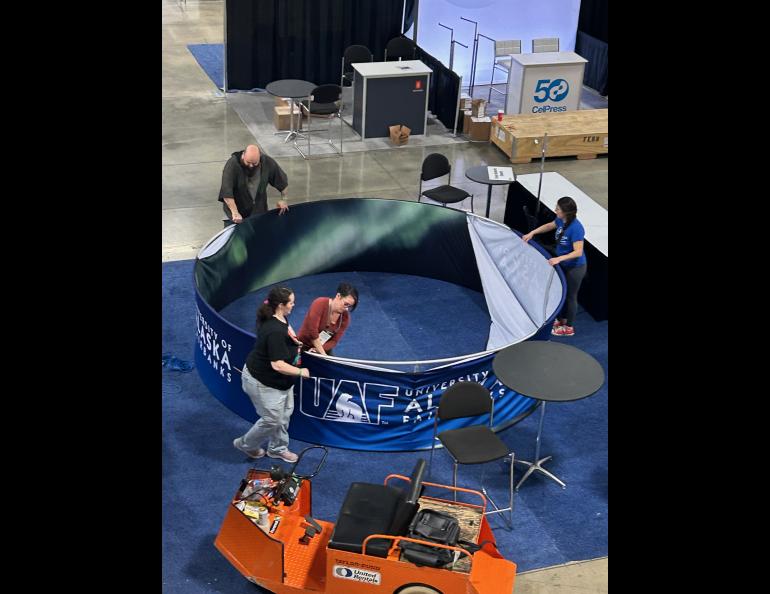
top-left (162, 259), bottom-right (608, 593)
top-left (219, 271), bottom-right (491, 361)
top-left (187, 43), bottom-right (224, 90)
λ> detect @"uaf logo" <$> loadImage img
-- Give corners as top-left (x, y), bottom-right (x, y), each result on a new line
top-left (300, 378), bottom-right (397, 425)
top-left (329, 393), bottom-right (365, 422)
top-left (533, 78), bottom-right (569, 103)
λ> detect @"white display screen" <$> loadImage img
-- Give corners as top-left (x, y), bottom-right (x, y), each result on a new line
top-left (405, 0), bottom-right (581, 84)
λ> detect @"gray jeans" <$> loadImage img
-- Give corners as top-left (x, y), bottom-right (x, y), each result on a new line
top-left (239, 365), bottom-right (295, 454)
top-left (560, 264), bottom-right (587, 326)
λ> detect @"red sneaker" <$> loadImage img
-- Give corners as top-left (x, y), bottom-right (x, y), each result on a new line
top-left (552, 325), bottom-right (575, 337)
top-left (552, 319), bottom-right (565, 328)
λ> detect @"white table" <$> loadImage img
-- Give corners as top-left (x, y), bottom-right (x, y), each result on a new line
top-left (352, 60), bottom-right (431, 139)
top-left (516, 172), bottom-right (607, 257)
top-left (506, 52), bottom-right (588, 115)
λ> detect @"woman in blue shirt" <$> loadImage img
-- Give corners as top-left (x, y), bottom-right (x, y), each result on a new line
top-left (522, 196), bottom-right (587, 337)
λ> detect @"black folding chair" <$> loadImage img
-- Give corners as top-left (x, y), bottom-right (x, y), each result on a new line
top-left (428, 381), bottom-right (515, 528)
top-left (384, 36), bottom-right (416, 61)
top-left (341, 44), bottom-right (373, 88)
top-left (418, 153), bottom-right (474, 212)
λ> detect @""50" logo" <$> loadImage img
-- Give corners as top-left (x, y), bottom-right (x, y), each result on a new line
top-left (534, 79), bottom-right (569, 103)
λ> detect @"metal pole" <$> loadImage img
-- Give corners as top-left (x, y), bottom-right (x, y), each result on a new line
top-left (534, 132), bottom-right (548, 215)
top-left (452, 39), bottom-right (468, 73)
top-left (222, 0), bottom-right (228, 92)
top-left (412, 0), bottom-right (419, 43)
top-left (438, 23), bottom-right (455, 71)
top-left (453, 75), bottom-right (463, 136)
top-left (533, 401), bottom-right (546, 461)
top-left (477, 32), bottom-right (496, 84)
top-left (460, 17), bottom-right (478, 95)
top-left (477, 32), bottom-right (500, 105)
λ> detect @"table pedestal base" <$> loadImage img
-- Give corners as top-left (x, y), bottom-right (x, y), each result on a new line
top-left (272, 98), bottom-right (307, 144)
top-left (514, 455), bottom-right (566, 490)
top-left (273, 129), bottom-right (306, 143)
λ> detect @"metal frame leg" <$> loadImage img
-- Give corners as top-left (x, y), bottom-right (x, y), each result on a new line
top-left (453, 462), bottom-right (458, 502)
top-left (481, 453), bottom-right (515, 529)
top-left (485, 184), bottom-right (492, 218)
top-left (440, 448), bottom-right (516, 529)
top-left (514, 401), bottom-right (566, 490)
top-left (294, 110), bottom-right (343, 160)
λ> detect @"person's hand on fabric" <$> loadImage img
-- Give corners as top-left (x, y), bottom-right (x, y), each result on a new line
top-left (277, 200), bottom-right (289, 215)
top-left (232, 211), bottom-right (243, 223)
top-left (522, 232), bottom-right (534, 243)
top-left (548, 257), bottom-right (561, 266)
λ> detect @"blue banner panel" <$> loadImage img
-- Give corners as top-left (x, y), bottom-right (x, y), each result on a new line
top-left (196, 290), bottom-right (535, 451)
top-left (195, 292), bottom-right (258, 421)
top-left (295, 354), bottom-right (536, 451)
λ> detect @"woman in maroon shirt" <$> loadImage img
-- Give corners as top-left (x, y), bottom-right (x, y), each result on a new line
top-left (297, 282), bottom-right (358, 356)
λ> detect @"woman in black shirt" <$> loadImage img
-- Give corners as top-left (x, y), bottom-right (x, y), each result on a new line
top-left (233, 286), bottom-right (309, 463)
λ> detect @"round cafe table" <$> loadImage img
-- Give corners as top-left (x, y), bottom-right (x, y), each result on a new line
top-left (465, 164), bottom-right (516, 218)
top-left (265, 79), bottom-right (316, 145)
top-left (492, 340), bottom-right (605, 490)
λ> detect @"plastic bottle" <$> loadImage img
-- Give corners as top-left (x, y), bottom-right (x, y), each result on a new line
top-left (257, 506), bottom-right (270, 530)
top-left (497, 109), bottom-right (504, 122)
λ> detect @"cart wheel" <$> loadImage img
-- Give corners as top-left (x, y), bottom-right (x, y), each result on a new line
top-left (395, 585), bottom-right (442, 594)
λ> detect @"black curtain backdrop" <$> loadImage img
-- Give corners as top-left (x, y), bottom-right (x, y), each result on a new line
top-left (576, 0), bottom-right (608, 95)
top-left (415, 44), bottom-right (460, 132)
top-left (226, 0), bottom-right (405, 91)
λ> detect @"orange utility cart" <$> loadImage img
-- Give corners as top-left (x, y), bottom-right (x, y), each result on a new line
top-left (215, 457), bottom-right (517, 594)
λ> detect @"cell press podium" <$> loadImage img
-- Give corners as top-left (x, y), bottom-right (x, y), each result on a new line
top-left (352, 60), bottom-right (431, 139)
top-left (505, 52), bottom-right (587, 115)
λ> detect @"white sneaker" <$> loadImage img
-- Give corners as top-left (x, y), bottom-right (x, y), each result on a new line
top-left (267, 449), bottom-right (298, 463)
top-left (233, 438), bottom-right (265, 459)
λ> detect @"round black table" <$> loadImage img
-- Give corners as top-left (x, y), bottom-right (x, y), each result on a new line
top-left (465, 165), bottom-right (517, 219)
top-left (265, 79), bottom-right (316, 144)
top-left (492, 340), bottom-right (605, 490)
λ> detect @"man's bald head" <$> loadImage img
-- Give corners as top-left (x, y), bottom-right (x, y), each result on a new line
top-left (243, 145), bottom-right (261, 167)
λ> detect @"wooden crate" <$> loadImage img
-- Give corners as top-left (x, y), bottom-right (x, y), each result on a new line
top-left (490, 109), bottom-right (608, 163)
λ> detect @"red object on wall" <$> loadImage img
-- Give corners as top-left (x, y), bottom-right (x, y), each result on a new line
top-left (415, 80), bottom-right (422, 90)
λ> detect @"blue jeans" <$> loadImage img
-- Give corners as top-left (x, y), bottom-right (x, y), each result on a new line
top-left (239, 365), bottom-right (295, 455)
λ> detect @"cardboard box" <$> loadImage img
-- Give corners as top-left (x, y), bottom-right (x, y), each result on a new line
top-left (469, 116), bottom-right (492, 142)
top-left (459, 93), bottom-right (472, 111)
top-left (389, 124), bottom-right (412, 146)
top-left (462, 110), bottom-right (472, 134)
top-left (274, 96), bottom-right (290, 107)
top-left (471, 98), bottom-right (487, 118)
top-left (273, 105), bottom-right (301, 130)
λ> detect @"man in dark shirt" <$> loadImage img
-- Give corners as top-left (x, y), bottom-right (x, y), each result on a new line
top-left (218, 144), bottom-right (290, 226)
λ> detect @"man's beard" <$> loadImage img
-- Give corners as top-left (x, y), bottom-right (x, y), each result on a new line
top-left (246, 166), bottom-right (259, 178)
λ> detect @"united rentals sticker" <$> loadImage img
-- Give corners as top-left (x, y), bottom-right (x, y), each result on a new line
top-left (332, 565), bottom-right (381, 585)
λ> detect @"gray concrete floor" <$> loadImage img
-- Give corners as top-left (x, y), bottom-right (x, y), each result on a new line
top-left (162, 1), bottom-right (607, 590)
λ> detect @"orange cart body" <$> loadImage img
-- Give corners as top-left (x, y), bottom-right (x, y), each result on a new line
top-left (215, 470), bottom-right (517, 594)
